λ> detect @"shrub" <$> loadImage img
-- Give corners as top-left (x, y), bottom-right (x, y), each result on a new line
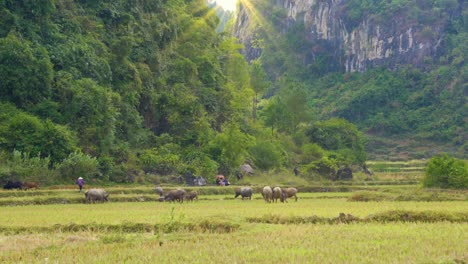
top-left (58, 152), bottom-right (100, 183)
top-left (183, 149), bottom-right (218, 177)
top-left (206, 123), bottom-right (255, 175)
top-left (305, 118), bottom-right (367, 164)
top-left (0, 104), bottom-right (77, 165)
top-left (139, 147), bottom-right (182, 175)
top-left (300, 143), bottom-right (325, 164)
top-left (249, 140), bottom-right (284, 170)
top-left (423, 154), bottom-right (467, 189)
top-left (303, 156), bottom-right (339, 180)
top-left (0, 150), bottom-right (54, 184)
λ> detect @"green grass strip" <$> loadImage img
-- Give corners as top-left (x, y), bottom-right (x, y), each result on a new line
top-left (246, 210), bottom-right (468, 224)
top-left (0, 220), bottom-right (239, 235)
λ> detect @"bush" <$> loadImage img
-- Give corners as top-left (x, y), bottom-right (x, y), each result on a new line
top-left (0, 150), bottom-right (54, 184)
top-left (183, 149), bottom-right (218, 177)
top-left (423, 154), bottom-right (467, 189)
top-left (304, 156), bottom-right (339, 180)
top-left (0, 104), bottom-right (77, 164)
top-left (58, 152), bottom-right (100, 183)
top-left (249, 140), bottom-right (284, 170)
top-left (305, 118), bottom-right (367, 164)
top-left (139, 147), bottom-right (182, 175)
top-left (300, 143), bottom-right (325, 164)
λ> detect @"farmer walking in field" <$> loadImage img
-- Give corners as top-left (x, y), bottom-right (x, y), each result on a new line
top-left (76, 177), bottom-right (85, 192)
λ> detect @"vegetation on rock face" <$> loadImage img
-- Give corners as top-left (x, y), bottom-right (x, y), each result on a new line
top-left (236, 0), bottom-right (467, 160)
top-left (342, 0), bottom-right (461, 29)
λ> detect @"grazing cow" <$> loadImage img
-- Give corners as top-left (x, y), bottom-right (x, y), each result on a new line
top-left (186, 191), bottom-right (198, 202)
top-left (281, 187), bottom-right (298, 202)
top-left (3, 181), bottom-right (23, 190)
top-left (22, 182), bottom-right (39, 190)
top-left (234, 187), bottom-right (253, 200)
top-left (262, 186), bottom-right (273, 203)
top-left (272, 187), bottom-right (284, 203)
top-left (164, 189), bottom-right (186, 203)
top-left (85, 189), bottom-right (109, 203)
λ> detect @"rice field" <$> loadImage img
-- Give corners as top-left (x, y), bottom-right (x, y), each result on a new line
top-left (0, 186), bottom-right (467, 263)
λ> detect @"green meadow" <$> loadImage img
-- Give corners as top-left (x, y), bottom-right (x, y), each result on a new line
top-left (0, 184), bottom-right (467, 263)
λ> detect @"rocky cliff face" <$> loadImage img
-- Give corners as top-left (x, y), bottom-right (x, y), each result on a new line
top-left (235, 0), bottom-right (462, 72)
top-left (235, 4), bottom-right (262, 61)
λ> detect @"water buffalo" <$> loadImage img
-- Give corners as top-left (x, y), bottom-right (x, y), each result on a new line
top-left (234, 187), bottom-right (253, 200)
top-left (3, 181), bottom-right (23, 190)
top-left (22, 182), bottom-right (39, 190)
top-left (186, 191), bottom-right (198, 202)
top-left (164, 189), bottom-right (186, 203)
top-left (272, 187), bottom-right (284, 203)
top-left (262, 186), bottom-right (273, 203)
top-left (281, 187), bottom-right (298, 202)
top-left (85, 189), bottom-right (109, 203)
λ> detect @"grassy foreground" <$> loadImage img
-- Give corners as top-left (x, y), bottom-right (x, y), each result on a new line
top-left (2, 223), bottom-right (466, 263)
top-left (0, 186), bottom-right (467, 263)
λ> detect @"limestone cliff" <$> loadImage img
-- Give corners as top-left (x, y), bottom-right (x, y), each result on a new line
top-left (235, 0), bottom-right (463, 72)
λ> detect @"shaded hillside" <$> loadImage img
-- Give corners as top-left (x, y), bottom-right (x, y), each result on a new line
top-left (234, 0), bottom-right (467, 159)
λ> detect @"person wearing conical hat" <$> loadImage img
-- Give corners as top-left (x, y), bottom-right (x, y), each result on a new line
top-left (76, 177), bottom-right (85, 192)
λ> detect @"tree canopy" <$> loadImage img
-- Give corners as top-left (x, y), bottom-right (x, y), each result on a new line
top-left (0, 0), bottom-right (370, 184)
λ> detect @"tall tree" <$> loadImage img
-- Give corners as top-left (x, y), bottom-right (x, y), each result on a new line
top-left (249, 59), bottom-right (270, 122)
top-left (0, 34), bottom-right (53, 108)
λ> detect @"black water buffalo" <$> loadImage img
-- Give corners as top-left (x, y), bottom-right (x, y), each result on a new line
top-left (234, 187), bottom-right (253, 200)
top-left (3, 181), bottom-right (23, 190)
top-left (186, 191), bottom-right (198, 202)
top-left (164, 189), bottom-right (186, 203)
top-left (85, 189), bottom-right (109, 203)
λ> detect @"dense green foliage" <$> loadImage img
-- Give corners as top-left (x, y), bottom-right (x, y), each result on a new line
top-left (0, 103), bottom-right (77, 164)
top-left (241, 0), bottom-right (467, 160)
top-left (424, 154), bottom-right (468, 189)
top-left (0, 150), bottom-right (53, 185)
top-left (58, 152), bottom-right (100, 183)
top-left (342, 0), bottom-right (460, 29)
top-left (0, 0), bottom-right (366, 184)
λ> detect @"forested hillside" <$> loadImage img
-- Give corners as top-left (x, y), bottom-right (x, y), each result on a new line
top-left (0, 0), bottom-right (366, 184)
top-left (234, 0), bottom-right (467, 160)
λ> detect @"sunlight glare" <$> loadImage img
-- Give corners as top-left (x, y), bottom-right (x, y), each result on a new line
top-left (214, 0), bottom-right (237, 12)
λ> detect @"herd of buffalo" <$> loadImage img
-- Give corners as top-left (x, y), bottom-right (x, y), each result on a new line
top-left (3, 181), bottom-right (298, 203)
top-left (153, 186), bottom-right (298, 203)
